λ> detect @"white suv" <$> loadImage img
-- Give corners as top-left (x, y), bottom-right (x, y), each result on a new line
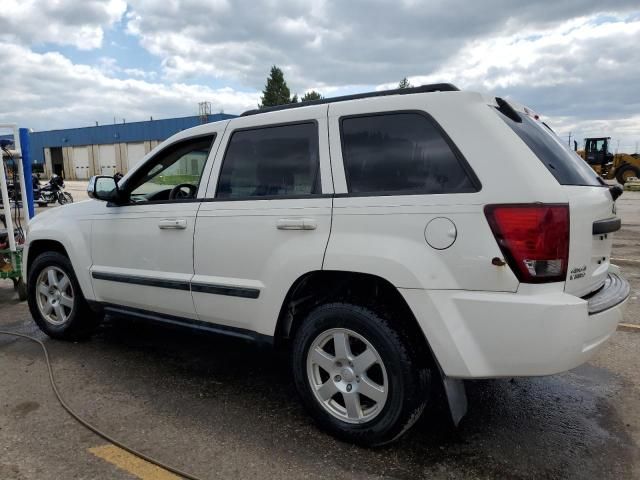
top-left (24, 84), bottom-right (630, 446)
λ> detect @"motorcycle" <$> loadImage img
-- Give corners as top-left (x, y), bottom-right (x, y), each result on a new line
top-left (33, 174), bottom-right (73, 206)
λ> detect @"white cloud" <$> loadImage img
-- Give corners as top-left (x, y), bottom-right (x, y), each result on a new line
top-left (402, 15), bottom-right (640, 90)
top-left (0, 0), bottom-right (638, 150)
top-left (0, 0), bottom-right (127, 49)
top-left (124, 0), bottom-right (639, 88)
top-left (123, 68), bottom-right (157, 80)
top-left (374, 13), bottom-right (640, 147)
top-left (0, 42), bottom-right (259, 130)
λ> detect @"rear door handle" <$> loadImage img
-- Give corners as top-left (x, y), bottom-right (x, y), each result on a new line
top-left (158, 219), bottom-right (187, 230)
top-left (277, 218), bottom-right (317, 230)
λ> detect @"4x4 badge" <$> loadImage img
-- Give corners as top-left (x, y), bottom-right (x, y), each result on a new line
top-left (569, 265), bottom-right (587, 280)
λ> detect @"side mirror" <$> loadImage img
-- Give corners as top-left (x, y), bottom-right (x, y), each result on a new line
top-left (87, 176), bottom-right (122, 202)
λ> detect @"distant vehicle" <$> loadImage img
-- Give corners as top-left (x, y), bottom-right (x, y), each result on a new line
top-left (24, 84), bottom-right (630, 446)
top-left (33, 174), bottom-right (73, 206)
top-left (577, 136), bottom-right (640, 184)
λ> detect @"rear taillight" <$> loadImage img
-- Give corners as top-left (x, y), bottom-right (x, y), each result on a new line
top-left (484, 204), bottom-right (569, 283)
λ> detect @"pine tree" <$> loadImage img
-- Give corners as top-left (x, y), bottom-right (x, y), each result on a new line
top-left (398, 77), bottom-right (412, 89)
top-left (259, 66), bottom-right (296, 108)
top-left (301, 90), bottom-right (323, 102)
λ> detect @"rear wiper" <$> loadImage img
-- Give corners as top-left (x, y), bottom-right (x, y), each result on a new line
top-left (541, 121), bottom-right (555, 134)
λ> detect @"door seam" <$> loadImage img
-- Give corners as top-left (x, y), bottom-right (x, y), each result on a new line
top-left (321, 104), bottom-right (334, 269)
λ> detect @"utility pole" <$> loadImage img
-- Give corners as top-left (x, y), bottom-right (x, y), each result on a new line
top-left (568, 131), bottom-right (572, 147)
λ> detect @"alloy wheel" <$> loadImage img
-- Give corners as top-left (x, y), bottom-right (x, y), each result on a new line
top-left (35, 266), bottom-right (74, 326)
top-left (306, 328), bottom-right (388, 424)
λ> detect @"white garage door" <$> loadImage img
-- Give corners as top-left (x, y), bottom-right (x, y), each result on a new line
top-left (98, 144), bottom-right (117, 176)
top-left (126, 142), bottom-right (147, 172)
top-left (72, 146), bottom-right (90, 180)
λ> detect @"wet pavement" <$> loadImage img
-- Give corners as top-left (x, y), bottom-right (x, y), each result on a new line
top-left (1, 190), bottom-right (639, 479)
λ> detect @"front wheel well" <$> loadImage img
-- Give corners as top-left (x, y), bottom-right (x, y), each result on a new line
top-left (275, 270), bottom-right (433, 367)
top-left (27, 240), bottom-right (69, 276)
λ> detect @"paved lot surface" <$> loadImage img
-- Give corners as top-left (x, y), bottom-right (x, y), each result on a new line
top-left (64, 180), bottom-right (90, 203)
top-left (1, 188), bottom-right (639, 479)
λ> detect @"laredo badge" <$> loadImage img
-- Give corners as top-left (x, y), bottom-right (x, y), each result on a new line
top-left (570, 265), bottom-right (587, 280)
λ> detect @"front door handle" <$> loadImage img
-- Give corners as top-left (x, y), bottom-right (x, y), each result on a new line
top-left (158, 219), bottom-right (187, 230)
top-left (276, 218), bottom-right (317, 230)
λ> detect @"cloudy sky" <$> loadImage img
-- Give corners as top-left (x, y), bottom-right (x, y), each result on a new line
top-left (0, 0), bottom-right (638, 151)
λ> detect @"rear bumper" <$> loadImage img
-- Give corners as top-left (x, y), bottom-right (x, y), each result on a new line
top-left (585, 273), bottom-right (630, 314)
top-left (400, 271), bottom-right (629, 379)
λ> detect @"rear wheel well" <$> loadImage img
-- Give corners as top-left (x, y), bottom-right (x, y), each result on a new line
top-left (27, 240), bottom-right (68, 275)
top-left (275, 271), bottom-right (433, 367)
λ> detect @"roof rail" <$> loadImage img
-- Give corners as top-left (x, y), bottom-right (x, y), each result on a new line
top-left (241, 83), bottom-right (460, 116)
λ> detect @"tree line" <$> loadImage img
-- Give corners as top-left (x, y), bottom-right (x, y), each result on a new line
top-left (259, 66), bottom-right (413, 109)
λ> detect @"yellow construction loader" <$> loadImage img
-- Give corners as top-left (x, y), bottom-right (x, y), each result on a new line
top-left (576, 137), bottom-right (640, 184)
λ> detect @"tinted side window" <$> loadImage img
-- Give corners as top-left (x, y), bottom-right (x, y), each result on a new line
top-left (497, 111), bottom-right (602, 187)
top-left (217, 122), bottom-right (320, 199)
top-left (340, 113), bottom-right (477, 194)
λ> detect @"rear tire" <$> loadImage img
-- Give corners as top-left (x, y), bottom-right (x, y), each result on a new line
top-left (27, 251), bottom-right (102, 340)
top-left (616, 165), bottom-right (640, 184)
top-left (291, 302), bottom-right (430, 446)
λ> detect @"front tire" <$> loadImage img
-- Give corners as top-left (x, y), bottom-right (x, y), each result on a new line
top-left (27, 251), bottom-right (101, 340)
top-left (616, 165), bottom-right (640, 184)
top-left (15, 277), bottom-right (27, 301)
top-left (292, 303), bottom-right (430, 446)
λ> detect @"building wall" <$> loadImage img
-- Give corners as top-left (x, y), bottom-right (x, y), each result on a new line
top-left (43, 148), bottom-right (52, 176)
top-left (44, 138), bottom-right (178, 180)
top-left (126, 142), bottom-right (146, 171)
top-left (33, 114), bottom-right (234, 180)
top-left (63, 147), bottom-right (73, 179)
top-left (89, 145), bottom-right (99, 178)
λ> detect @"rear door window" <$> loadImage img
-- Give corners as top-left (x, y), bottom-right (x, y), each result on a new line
top-left (497, 110), bottom-right (602, 186)
top-left (339, 112), bottom-right (478, 195)
top-left (216, 122), bottom-right (320, 199)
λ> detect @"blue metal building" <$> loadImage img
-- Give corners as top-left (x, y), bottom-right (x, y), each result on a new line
top-left (29, 113), bottom-right (235, 180)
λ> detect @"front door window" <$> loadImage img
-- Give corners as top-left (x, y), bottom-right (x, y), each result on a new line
top-left (127, 136), bottom-right (214, 203)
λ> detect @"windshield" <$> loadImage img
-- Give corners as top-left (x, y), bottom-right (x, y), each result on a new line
top-left (496, 109), bottom-right (603, 187)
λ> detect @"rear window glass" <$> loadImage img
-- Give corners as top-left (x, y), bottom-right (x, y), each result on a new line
top-left (340, 112), bottom-right (478, 195)
top-left (217, 122), bottom-right (320, 199)
top-left (497, 110), bottom-right (602, 186)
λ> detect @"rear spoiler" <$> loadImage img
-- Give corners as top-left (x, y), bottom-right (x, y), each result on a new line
top-left (495, 98), bottom-right (522, 123)
top-left (493, 97), bottom-right (623, 200)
